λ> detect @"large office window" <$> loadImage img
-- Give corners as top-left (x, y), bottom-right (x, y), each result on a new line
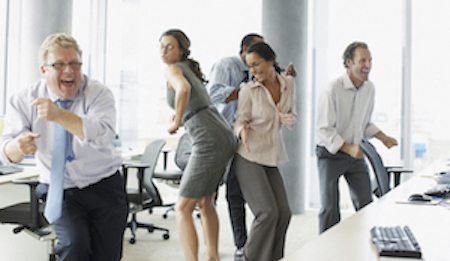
top-left (73, 0), bottom-right (262, 148)
top-left (1, 1), bottom-right (22, 116)
top-left (0, 1), bottom-right (7, 114)
top-left (411, 1), bottom-right (450, 168)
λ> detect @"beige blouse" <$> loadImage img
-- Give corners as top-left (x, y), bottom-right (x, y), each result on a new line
top-left (235, 74), bottom-right (297, 167)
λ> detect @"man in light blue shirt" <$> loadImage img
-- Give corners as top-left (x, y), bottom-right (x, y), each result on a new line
top-left (0, 33), bottom-right (128, 260)
top-left (207, 33), bottom-right (264, 259)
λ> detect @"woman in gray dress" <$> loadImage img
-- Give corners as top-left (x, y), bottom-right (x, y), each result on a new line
top-left (159, 29), bottom-right (236, 261)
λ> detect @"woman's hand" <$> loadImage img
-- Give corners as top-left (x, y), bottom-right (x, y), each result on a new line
top-left (277, 104), bottom-right (296, 129)
top-left (167, 123), bottom-right (179, 134)
top-left (240, 125), bottom-right (250, 152)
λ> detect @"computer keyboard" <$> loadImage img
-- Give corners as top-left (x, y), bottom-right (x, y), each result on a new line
top-left (424, 183), bottom-right (450, 197)
top-left (370, 226), bottom-right (422, 259)
top-left (0, 165), bottom-right (24, 175)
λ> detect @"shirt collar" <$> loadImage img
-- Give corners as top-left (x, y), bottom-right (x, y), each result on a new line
top-left (343, 72), bottom-right (366, 91)
top-left (249, 74), bottom-right (286, 92)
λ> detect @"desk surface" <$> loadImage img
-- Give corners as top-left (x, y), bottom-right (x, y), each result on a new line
top-left (283, 160), bottom-right (450, 261)
top-left (0, 167), bottom-right (38, 185)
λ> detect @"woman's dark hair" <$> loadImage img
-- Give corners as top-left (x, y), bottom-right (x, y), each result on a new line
top-left (160, 29), bottom-right (207, 83)
top-left (342, 41), bottom-right (368, 68)
top-left (246, 42), bottom-right (282, 74)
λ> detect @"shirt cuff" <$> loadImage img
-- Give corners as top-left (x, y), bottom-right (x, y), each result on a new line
top-left (327, 136), bottom-right (345, 155)
top-left (0, 139), bottom-right (13, 165)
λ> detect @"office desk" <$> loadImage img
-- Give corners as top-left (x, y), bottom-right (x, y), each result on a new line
top-left (283, 161), bottom-right (450, 261)
top-left (0, 167), bottom-right (39, 185)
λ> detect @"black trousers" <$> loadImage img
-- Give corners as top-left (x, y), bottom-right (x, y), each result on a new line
top-left (36, 172), bottom-right (128, 261)
top-left (226, 156), bottom-right (247, 248)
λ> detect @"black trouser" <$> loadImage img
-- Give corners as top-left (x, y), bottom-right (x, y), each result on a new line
top-left (36, 171), bottom-right (128, 261)
top-left (226, 156), bottom-right (247, 249)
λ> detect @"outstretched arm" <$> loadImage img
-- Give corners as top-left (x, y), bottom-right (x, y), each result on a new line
top-left (374, 131), bottom-right (398, 149)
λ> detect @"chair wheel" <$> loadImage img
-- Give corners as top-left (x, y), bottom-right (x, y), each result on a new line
top-left (148, 227), bottom-right (154, 233)
top-left (129, 238), bottom-right (136, 244)
top-left (162, 213), bottom-right (168, 219)
top-left (163, 233), bottom-right (170, 240)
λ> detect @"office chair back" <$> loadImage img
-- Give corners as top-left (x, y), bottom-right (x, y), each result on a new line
top-left (153, 133), bottom-right (192, 219)
top-left (360, 139), bottom-right (391, 197)
top-left (141, 139), bottom-right (166, 207)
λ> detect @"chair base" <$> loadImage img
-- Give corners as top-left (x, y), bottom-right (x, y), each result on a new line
top-left (126, 213), bottom-right (170, 244)
top-left (162, 205), bottom-right (175, 219)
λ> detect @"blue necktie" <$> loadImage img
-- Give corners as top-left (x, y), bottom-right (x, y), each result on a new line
top-left (44, 100), bottom-right (73, 223)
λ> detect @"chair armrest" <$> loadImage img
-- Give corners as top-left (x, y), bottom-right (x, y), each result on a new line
top-left (385, 167), bottom-right (414, 187)
top-left (122, 162), bottom-right (151, 186)
top-left (122, 162), bottom-right (151, 169)
top-left (385, 166), bottom-right (413, 173)
top-left (11, 179), bottom-right (40, 186)
top-left (154, 169), bottom-right (182, 181)
top-left (161, 149), bottom-right (171, 170)
top-left (122, 163), bottom-right (152, 203)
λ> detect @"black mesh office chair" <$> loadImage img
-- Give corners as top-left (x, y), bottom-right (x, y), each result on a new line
top-left (0, 179), bottom-right (56, 260)
top-left (153, 133), bottom-right (192, 218)
top-left (122, 139), bottom-right (171, 244)
top-left (360, 139), bottom-right (412, 197)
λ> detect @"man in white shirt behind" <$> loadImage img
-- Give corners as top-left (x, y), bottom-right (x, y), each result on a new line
top-left (315, 41), bottom-right (398, 233)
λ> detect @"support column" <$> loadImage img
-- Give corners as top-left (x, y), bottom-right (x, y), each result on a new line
top-left (19, 0), bottom-right (72, 88)
top-left (262, 0), bottom-right (308, 214)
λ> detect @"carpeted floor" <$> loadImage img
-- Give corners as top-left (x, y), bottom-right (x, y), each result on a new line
top-left (122, 181), bottom-right (319, 261)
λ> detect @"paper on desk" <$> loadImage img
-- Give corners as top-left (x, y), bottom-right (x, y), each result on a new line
top-left (396, 197), bottom-right (443, 205)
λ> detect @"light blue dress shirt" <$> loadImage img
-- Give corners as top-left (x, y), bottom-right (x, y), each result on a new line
top-left (0, 75), bottom-right (122, 189)
top-left (206, 56), bottom-right (248, 126)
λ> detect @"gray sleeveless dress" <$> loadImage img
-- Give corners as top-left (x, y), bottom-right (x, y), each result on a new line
top-left (167, 61), bottom-right (237, 198)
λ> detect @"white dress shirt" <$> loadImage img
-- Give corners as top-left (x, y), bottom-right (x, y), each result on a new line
top-left (0, 75), bottom-right (122, 189)
top-left (316, 73), bottom-right (380, 154)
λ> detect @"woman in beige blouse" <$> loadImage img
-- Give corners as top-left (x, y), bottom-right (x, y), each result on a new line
top-left (231, 42), bottom-right (296, 261)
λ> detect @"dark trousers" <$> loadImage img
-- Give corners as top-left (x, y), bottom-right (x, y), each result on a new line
top-left (316, 146), bottom-right (373, 233)
top-left (226, 155), bottom-right (247, 249)
top-left (36, 172), bottom-right (128, 261)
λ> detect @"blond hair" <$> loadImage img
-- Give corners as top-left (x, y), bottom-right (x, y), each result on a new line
top-left (38, 33), bottom-right (82, 65)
